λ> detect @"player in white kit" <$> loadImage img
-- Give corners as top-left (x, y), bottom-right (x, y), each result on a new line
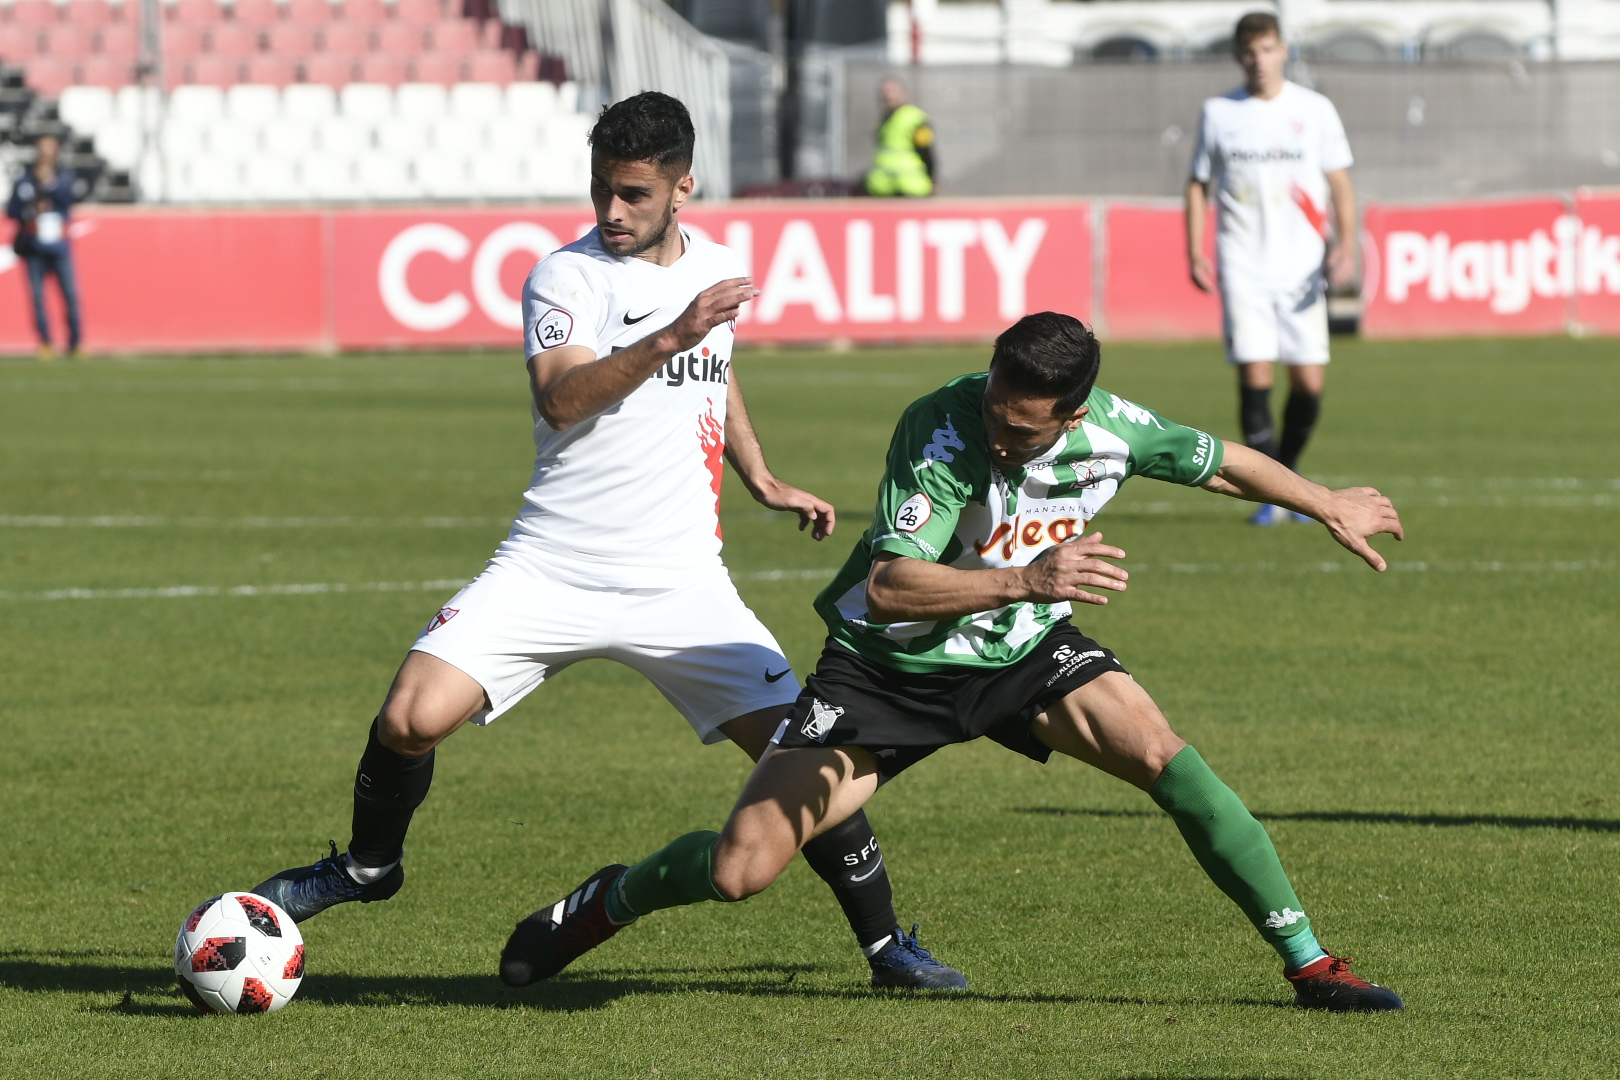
top-left (1186, 12), bottom-right (1358, 525)
top-left (253, 93), bottom-right (966, 991)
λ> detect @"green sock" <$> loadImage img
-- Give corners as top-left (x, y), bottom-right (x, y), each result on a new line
top-left (604, 830), bottom-right (732, 924)
top-left (1150, 746), bottom-right (1327, 970)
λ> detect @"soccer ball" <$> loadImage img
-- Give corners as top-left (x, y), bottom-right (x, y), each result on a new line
top-left (174, 891), bottom-right (305, 1014)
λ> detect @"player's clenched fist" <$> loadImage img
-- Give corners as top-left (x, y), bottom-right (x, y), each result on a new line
top-left (664, 277), bottom-right (759, 352)
top-left (1020, 532), bottom-right (1129, 606)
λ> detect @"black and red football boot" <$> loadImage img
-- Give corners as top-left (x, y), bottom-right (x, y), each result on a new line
top-left (499, 864), bottom-right (631, 987)
top-left (1286, 952), bottom-right (1405, 1012)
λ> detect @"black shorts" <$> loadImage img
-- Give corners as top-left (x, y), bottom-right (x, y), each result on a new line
top-left (774, 620), bottom-right (1129, 782)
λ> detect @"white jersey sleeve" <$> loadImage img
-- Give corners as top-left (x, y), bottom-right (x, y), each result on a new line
top-left (522, 256), bottom-right (602, 359)
top-left (1189, 101), bottom-right (1216, 184)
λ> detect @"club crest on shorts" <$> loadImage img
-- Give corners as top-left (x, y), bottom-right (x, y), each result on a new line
top-left (800, 698), bottom-right (844, 743)
top-left (424, 607), bottom-right (459, 634)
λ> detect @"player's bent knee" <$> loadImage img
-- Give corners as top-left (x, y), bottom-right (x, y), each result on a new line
top-left (709, 846), bottom-right (782, 902)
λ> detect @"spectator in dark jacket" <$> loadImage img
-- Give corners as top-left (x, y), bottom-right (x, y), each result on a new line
top-left (8, 135), bottom-right (82, 359)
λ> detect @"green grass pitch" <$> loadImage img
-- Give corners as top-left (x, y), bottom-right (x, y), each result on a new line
top-left (1, 337), bottom-right (1616, 1078)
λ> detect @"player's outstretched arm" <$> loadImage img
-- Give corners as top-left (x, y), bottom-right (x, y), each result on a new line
top-left (721, 369), bottom-right (835, 540)
top-left (1203, 441), bottom-right (1403, 570)
top-left (528, 277), bottom-right (758, 430)
top-left (866, 535), bottom-right (1129, 623)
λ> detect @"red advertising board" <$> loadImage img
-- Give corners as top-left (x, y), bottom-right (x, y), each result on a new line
top-left (1361, 197), bottom-right (1572, 338)
top-left (1103, 202), bottom-right (1221, 340)
top-left (1572, 190), bottom-right (1620, 334)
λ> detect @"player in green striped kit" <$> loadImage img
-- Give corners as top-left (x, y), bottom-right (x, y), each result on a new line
top-left (501, 312), bottom-right (1407, 1011)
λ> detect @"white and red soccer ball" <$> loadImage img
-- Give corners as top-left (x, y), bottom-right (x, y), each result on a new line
top-left (174, 891), bottom-right (304, 1014)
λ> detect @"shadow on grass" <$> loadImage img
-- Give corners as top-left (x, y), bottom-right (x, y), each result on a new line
top-left (1014, 806), bottom-right (1620, 833)
top-left (0, 952), bottom-right (1289, 1013)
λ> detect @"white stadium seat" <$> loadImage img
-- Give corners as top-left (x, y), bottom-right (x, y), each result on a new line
top-left (429, 116), bottom-right (481, 157)
top-left (526, 146), bottom-right (586, 199)
top-left (484, 114), bottom-right (545, 156)
top-left (184, 156), bottom-right (245, 202)
top-left (471, 153), bottom-right (527, 199)
top-left (244, 154), bottom-right (304, 203)
top-left (545, 113), bottom-right (594, 153)
top-left (449, 81), bottom-right (503, 122)
top-left (414, 154), bottom-right (469, 199)
top-left (394, 82), bottom-right (448, 123)
top-left (116, 85), bottom-right (163, 125)
top-left (92, 120), bottom-right (141, 170)
top-left (282, 83), bottom-right (338, 123)
top-left (374, 116), bottom-right (426, 157)
top-left (504, 80), bottom-right (557, 120)
top-left (302, 155), bottom-right (363, 201)
top-left (340, 83), bottom-right (395, 124)
top-left (60, 86), bottom-right (116, 137)
top-left (136, 154), bottom-right (168, 201)
top-left (226, 85), bottom-right (281, 125)
top-left (554, 81), bottom-right (580, 113)
top-left (160, 122), bottom-right (206, 160)
top-left (170, 85), bottom-right (227, 126)
top-left (316, 116), bottom-right (373, 159)
top-left (356, 153), bottom-right (421, 200)
top-left (207, 122), bottom-right (261, 161)
top-left (262, 117), bottom-right (317, 158)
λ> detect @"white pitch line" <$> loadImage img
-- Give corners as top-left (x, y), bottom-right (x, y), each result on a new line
top-left (0, 578), bottom-right (471, 602)
top-left (0, 516), bottom-right (508, 529)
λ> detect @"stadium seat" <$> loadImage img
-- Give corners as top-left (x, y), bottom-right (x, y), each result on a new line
top-left (408, 52), bottom-right (460, 85)
top-left (286, 0), bottom-right (335, 24)
top-left (10, 0), bottom-right (61, 30)
top-left (545, 111), bottom-right (593, 154)
top-left (170, 0), bottom-right (225, 25)
top-left (244, 153), bottom-right (303, 201)
top-left (188, 54), bottom-right (243, 87)
top-left (449, 80), bottom-right (502, 121)
top-left (414, 153), bottom-right (467, 198)
top-left (267, 22), bottom-right (318, 55)
top-left (428, 19), bottom-right (478, 55)
top-left (302, 52), bottom-right (356, 87)
top-left (320, 22), bottom-right (371, 55)
top-left (226, 83), bottom-right (281, 123)
top-left (359, 52), bottom-right (407, 86)
top-left (207, 120), bottom-right (261, 160)
top-left (185, 155), bottom-right (245, 202)
top-left (97, 23), bottom-right (139, 59)
top-left (262, 115), bottom-right (317, 157)
top-left (0, 25), bottom-right (44, 60)
top-left (506, 79), bottom-right (557, 118)
top-left (65, 0), bottom-right (116, 29)
top-left (46, 25), bottom-right (96, 60)
top-left (484, 112), bottom-right (542, 154)
top-left (136, 154), bottom-right (168, 200)
top-left (356, 152), bottom-right (421, 199)
top-left (339, 82), bottom-right (392, 121)
top-left (283, 81), bottom-right (338, 120)
top-left (170, 83), bottom-right (227, 123)
top-left (343, 0), bottom-right (391, 24)
top-left (467, 50), bottom-right (514, 85)
top-left (302, 154), bottom-right (361, 199)
top-left (395, 80), bottom-right (447, 121)
top-left (80, 54), bottom-right (135, 88)
top-left (316, 114), bottom-right (371, 157)
top-left (245, 54), bottom-right (296, 86)
top-left (554, 81), bottom-right (579, 112)
top-left (232, 0), bottom-right (283, 28)
top-left (163, 25), bottom-right (207, 62)
top-left (394, 0), bottom-right (444, 26)
top-left (160, 121), bottom-right (207, 159)
top-left (374, 114), bottom-right (425, 155)
top-left (60, 85), bottom-right (115, 131)
top-left (429, 114), bottom-right (479, 156)
top-left (207, 23), bottom-right (260, 58)
top-left (526, 148), bottom-right (583, 199)
top-left (116, 84), bottom-right (163, 123)
top-left (26, 58), bottom-right (77, 97)
top-left (471, 152), bottom-right (526, 199)
top-left (376, 21), bottom-right (425, 54)
top-left (92, 119), bottom-right (140, 169)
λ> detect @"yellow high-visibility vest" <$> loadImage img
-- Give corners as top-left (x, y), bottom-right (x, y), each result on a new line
top-left (866, 103), bottom-right (934, 197)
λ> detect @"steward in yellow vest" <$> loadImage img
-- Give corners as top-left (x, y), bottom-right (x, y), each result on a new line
top-left (865, 79), bottom-right (935, 197)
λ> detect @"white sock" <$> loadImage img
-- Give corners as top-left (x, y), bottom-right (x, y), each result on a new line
top-left (343, 853), bottom-right (397, 885)
top-left (861, 934), bottom-right (894, 959)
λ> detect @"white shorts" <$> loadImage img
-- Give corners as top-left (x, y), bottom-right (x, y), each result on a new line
top-left (1221, 273), bottom-right (1330, 365)
top-left (409, 550), bottom-right (801, 744)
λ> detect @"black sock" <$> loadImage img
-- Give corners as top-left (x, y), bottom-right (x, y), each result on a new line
top-left (1239, 384), bottom-right (1278, 460)
top-left (1279, 390), bottom-right (1322, 472)
top-left (799, 809), bottom-right (898, 954)
top-left (348, 718), bottom-right (435, 868)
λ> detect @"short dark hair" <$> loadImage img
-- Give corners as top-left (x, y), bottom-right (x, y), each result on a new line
top-left (589, 92), bottom-right (695, 176)
top-left (1234, 11), bottom-right (1281, 49)
top-left (988, 312), bottom-right (1101, 415)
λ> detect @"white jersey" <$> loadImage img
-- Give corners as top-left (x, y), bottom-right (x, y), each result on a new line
top-left (514, 226), bottom-right (743, 589)
top-left (1190, 81), bottom-right (1353, 290)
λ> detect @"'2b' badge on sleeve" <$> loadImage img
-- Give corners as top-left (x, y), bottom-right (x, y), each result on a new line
top-left (894, 493), bottom-right (932, 532)
top-left (535, 307), bottom-right (573, 350)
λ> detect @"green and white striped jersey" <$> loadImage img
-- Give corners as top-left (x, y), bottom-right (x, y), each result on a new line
top-left (815, 373), bottom-right (1223, 672)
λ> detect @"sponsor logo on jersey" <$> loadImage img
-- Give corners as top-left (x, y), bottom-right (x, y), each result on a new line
top-left (424, 606), bottom-right (459, 634)
top-left (918, 415), bottom-right (966, 467)
top-left (535, 308), bottom-right (572, 350)
top-left (1265, 907), bottom-right (1308, 929)
top-left (1105, 394), bottom-right (1163, 429)
top-left (622, 309), bottom-right (656, 325)
top-left (800, 698), bottom-right (844, 743)
top-left (1227, 147), bottom-right (1306, 164)
top-left (650, 346), bottom-right (730, 388)
top-left (894, 493), bottom-right (932, 533)
top-left (1045, 647), bottom-right (1109, 689)
top-left (974, 516), bottom-right (1084, 561)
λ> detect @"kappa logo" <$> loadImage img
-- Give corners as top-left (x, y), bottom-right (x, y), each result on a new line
top-left (919, 415), bottom-right (966, 466)
top-left (1265, 907), bottom-right (1307, 929)
top-left (1105, 394), bottom-right (1164, 429)
top-left (424, 606), bottom-right (459, 634)
top-left (800, 698), bottom-right (844, 743)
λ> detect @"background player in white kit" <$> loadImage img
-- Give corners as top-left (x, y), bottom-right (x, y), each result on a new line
top-left (1185, 12), bottom-right (1358, 526)
top-left (253, 92), bottom-right (966, 991)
